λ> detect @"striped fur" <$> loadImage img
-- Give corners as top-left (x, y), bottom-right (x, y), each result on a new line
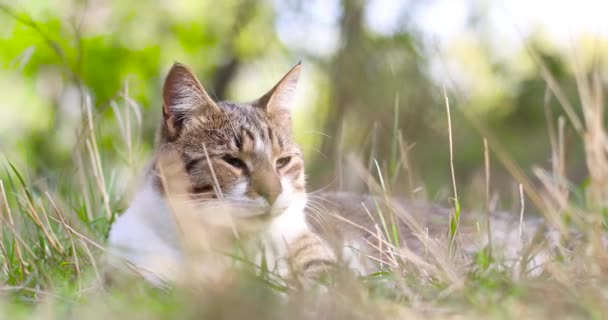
top-left (108, 62), bottom-right (334, 285)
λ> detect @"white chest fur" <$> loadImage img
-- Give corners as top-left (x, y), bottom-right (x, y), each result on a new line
top-left (107, 180), bottom-right (310, 285)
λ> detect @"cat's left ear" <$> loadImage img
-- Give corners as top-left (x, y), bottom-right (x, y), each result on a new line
top-left (256, 62), bottom-right (301, 115)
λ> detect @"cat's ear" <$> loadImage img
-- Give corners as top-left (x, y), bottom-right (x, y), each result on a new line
top-left (162, 63), bottom-right (218, 136)
top-left (257, 62), bottom-right (301, 115)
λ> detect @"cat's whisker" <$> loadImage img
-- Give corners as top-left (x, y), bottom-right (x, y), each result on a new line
top-left (307, 180), bottom-right (338, 195)
top-left (305, 199), bottom-right (329, 213)
top-left (305, 194), bottom-right (331, 204)
top-left (300, 146), bottom-right (329, 160)
top-left (304, 203), bottom-right (325, 217)
top-left (306, 206), bottom-right (326, 219)
top-left (305, 200), bottom-right (324, 210)
top-left (304, 205), bottom-right (323, 217)
top-left (300, 130), bottom-right (331, 138)
top-left (305, 208), bottom-right (326, 229)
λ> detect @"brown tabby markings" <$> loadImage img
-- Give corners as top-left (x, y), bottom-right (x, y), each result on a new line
top-left (155, 63), bottom-right (305, 207)
top-left (147, 62), bottom-right (332, 279)
top-left (133, 64), bottom-right (561, 284)
top-left (286, 233), bottom-right (335, 277)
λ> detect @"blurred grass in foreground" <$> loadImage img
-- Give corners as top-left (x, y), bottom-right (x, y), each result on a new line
top-left (1, 1), bottom-right (608, 319)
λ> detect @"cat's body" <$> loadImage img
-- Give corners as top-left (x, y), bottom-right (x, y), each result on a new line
top-left (108, 62), bottom-right (556, 286)
top-left (307, 192), bottom-right (557, 274)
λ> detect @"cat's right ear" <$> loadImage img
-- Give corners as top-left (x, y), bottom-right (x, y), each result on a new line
top-left (162, 63), bottom-right (218, 137)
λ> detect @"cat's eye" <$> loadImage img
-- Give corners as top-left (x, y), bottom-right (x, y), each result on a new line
top-left (276, 156), bottom-right (291, 169)
top-left (223, 155), bottom-right (246, 169)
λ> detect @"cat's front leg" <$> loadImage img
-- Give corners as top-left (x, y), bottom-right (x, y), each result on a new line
top-left (263, 207), bottom-right (336, 286)
top-left (284, 231), bottom-right (336, 284)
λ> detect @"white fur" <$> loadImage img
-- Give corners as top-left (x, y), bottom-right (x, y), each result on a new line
top-left (254, 136), bottom-right (266, 153)
top-left (258, 178), bottom-right (309, 276)
top-left (228, 181), bottom-right (247, 197)
top-left (107, 176), bottom-right (311, 284)
top-left (223, 181), bottom-right (268, 218)
top-left (107, 181), bottom-right (183, 285)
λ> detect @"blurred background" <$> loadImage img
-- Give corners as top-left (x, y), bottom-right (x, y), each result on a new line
top-left (1, 0), bottom-right (607, 213)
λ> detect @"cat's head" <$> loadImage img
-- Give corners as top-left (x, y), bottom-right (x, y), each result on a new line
top-left (155, 62), bottom-right (306, 222)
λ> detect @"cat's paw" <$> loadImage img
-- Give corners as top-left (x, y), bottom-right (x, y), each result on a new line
top-left (286, 233), bottom-right (336, 288)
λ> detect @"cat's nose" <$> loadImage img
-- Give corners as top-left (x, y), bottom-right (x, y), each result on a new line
top-left (260, 186), bottom-right (281, 206)
top-left (251, 168), bottom-right (282, 206)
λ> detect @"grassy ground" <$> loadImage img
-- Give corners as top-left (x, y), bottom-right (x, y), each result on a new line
top-left (2, 68), bottom-right (608, 320)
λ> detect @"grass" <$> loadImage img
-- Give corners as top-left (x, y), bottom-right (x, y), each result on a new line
top-left (2, 31), bottom-right (608, 320)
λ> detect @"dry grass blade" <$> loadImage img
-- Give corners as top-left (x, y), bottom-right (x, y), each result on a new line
top-left (483, 138), bottom-right (492, 258)
top-left (577, 68), bottom-right (608, 205)
top-left (443, 85), bottom-right (461, 256)
top-left (20, 191), bottom-right (64, 254)
top-left (45, 214), bottom-right (106, 252)
top-left (448, 88), bottom-right (566, 234)
top-left (443, 86), bottom-right (458, 203)
top-left (46, 192), bottom-right (100, 283)
top-left (84, 95), bottom-right (112, 220)
top-left (346, 155), bottom-right (462, 285)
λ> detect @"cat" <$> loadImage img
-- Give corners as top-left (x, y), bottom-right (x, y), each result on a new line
top-left (107, 62), bottom-right (335, 286)
top-left (107, 62), bottom-right (560, 287)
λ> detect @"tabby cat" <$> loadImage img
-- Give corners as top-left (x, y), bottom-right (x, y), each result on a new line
top-left (108, 62), bottom-right (555, 287)
top-left (108, 62), bottom-right (336, 285)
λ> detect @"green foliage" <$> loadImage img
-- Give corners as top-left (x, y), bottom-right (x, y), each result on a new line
top-left (1, 0), bottom-right (608, 319)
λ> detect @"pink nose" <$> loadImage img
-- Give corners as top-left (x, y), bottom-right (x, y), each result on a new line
top-left (260, 187), bottom-right (280, 206)
top-left (251, 168), bottom-right (282, 206)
